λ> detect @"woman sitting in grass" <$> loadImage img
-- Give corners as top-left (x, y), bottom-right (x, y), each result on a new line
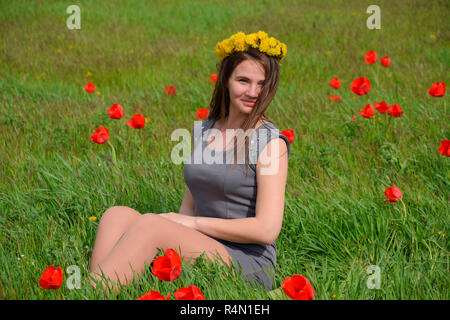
top-left (89, 31), bottom-right (290, 295)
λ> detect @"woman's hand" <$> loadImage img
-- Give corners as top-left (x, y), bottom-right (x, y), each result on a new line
top-left (158, 212), bottom-right (198, 230)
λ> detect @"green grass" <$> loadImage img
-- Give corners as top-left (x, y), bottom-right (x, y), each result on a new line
top-left (0, 0), bottom-right (449, 300)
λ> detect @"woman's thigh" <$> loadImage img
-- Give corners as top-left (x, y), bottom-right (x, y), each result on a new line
top-left (130, 213), bottom-right (233, 269)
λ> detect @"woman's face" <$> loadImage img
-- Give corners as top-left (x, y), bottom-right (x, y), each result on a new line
top-left (227, 59), bottom-right (265, 115)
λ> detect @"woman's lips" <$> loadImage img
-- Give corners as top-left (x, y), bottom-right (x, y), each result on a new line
top-left (242, 100), bottom-right (255, 106)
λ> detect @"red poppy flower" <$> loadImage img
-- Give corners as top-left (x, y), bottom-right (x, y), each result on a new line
top-left (173, 285), bottom-right (205, 300)
top-left (360, 104), bottom-right (375, 118)
top-left (439, 139), bottom-right (450, 157)
top-left (364, 50), bottom-right (377, 64)
top-left (350, 77), bottom-right (371, 95)
top-left (428, 82), bottom-right (445, 97)
top-left (39, 266), bottom-right (63, 290)
top-left (137, 290), bottom-right (171, 300)
top-left (108, 104), bottom-right (124, 119)
top-left (151, 248), bottom-right (182, 281)
top-left (329, 77), bottom-right (340, 89)
top-left (384, 185), bottom-right (403, 203)
top-left (374, 101), bottom-right (388, 114)
top-left (165, 85), bottom-right (176, 96)
top-left (196, 107), bottom-right (210, 120)
top-left (84, 82), bottom-right (96, 94)
top-left (282, 274), bottom-right (315, 300)
top-left (351, 115), bottom-right (357, 121)
top-left (330, 95), bottom-right (341, 101)
top-left (380, 56), bottom-right (390, 67)
top-left (126, 114), bottom-right (145, 129)
top-left (210, 73), bottom-right (218, 83)
top-left (281, 129), bottom-right (295, 143)
top-left (91, 125), bottom-right (110, 144)
top-left (387, 104), bottom-right (404, 117)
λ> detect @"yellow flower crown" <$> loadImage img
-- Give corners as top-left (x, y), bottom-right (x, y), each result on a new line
top-left (214, 31), bottom-right (287, 62)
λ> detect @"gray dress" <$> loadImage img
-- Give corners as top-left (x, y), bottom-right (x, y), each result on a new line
top-left (183, 118), bottom-right (290, 291)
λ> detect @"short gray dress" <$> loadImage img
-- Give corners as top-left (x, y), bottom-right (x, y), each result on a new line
top-left (183, 118), bottom-right (290, 290)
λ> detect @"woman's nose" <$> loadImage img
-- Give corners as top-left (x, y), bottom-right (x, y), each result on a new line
top-left (246, 84), bottom-right (260, 98)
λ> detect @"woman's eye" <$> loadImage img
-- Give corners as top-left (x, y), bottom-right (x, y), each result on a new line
top-left (239, 79), bottom-right (247, 83)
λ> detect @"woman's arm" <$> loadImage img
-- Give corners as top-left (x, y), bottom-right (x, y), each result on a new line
top-left (178, 185), bottom-right (195, 216)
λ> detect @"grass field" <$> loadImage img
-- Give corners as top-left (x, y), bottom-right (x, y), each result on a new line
top-left (0, 0), bottom-right (448, 300)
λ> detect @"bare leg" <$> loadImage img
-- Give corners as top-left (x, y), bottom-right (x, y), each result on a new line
top-left (89, 213), bottom-right (233, 295)
top-left (89, 206), bottom-right (142, 273)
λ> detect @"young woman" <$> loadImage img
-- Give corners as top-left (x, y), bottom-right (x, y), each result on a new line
top-left (89, 31), bottom-right (290, 294)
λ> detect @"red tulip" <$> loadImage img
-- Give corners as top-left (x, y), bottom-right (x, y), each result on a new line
top-left (428, 82), bottom-right (445, 97)
top-left (330, 95), bottom-right (341, 101)
top-left (91, 125), bottom-right (110, 144)
top-left (439, 139), bottom-right (450, 157)
top-left (329, 77), bottom-right (340, 89)
top-left (126, 114), bottom-right (145, 129)
top-left (282, 274), bottom-right (315, 300)
top-left (364, 50), bottom-right (377, 64)
top-left (173, 285), bottom-right (205, 300)
top-left (84, 82), bottom-right (96, 93)
top-left (360, 104), bottom-right (375, 118)
top-left (151, 248), bottom-right (182, 281)
top-left (350, 77), bottom-right (371, 95)
top-left (384, 185), bottom-right (403, 203)
top-left (387, 104), bottom-right (404, 117)
top-left (165, 85), bottom-right (176, 96)
top-left (374, 101), bottom-right (388, 114)
top-left (137, 290), bottom-right (171, 300)
top-left (196, 107), bottom-right (209, 120)
top-left (281, 129), bottom-right (295, 143)
top-left (39, 266), bottom-right (63, 290)
top-left (108, 104), bottom-right (124, 119)
top-left (210, 73), bottom-right (218, 83)
top-left (380, 56), bottom-right (390, 67)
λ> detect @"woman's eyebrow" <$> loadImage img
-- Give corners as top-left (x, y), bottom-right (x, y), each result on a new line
top-left (237, 76), bottom-right (265, 83)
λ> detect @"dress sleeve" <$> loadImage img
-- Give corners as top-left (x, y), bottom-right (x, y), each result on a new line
top-left (249, 125), bottom-right (290, 173)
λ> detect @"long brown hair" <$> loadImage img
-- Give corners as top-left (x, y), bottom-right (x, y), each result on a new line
top-left (207, 46), bottom-right (281, 175)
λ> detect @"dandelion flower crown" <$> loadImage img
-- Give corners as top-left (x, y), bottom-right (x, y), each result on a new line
top-left (214, 31), bottom-right (287, 62)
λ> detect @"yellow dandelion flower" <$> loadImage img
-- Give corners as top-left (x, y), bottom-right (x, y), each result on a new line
top-left (326, 50), bottom-right (333, 55)
top-left (85, 71), bottom-right (93, 78)
top-left (402, 96), bottom-right (406, 100)
top-left (442, 233), bottom-right (446, 237)
top-left (280, 43), bottom-right (287, 60)
top-left (245, 33), bottom-right (259, 48)
top-left (56, 48), bottom-right (62, 54)
top-left (351, 12), bottom-right (356, 16)
top-left (89, 216), bottom-right (97, 221)
top-left (331, 294), bottom-right (336, 299)
top-left (221, 38), bottom-right (234, 55)
top-left (430, 34), bottom-right (436, 40)
top-left (145, 117), bottom-right (150, 123)
top-left (95, 91), bottom-right (100, 95)
top-left (69, 44), bottom-right (75, 49)
top-left (203, 40), bottom-right (208, 45)
top-left (259, 37), bottom-right (270, 53)
top-left (438, 231), bottom-right (442, 235)
top-left (129, 49), bottom-right (134, 54)
top-left (343, 50), bottom-right (347, 54)
top-left (143, 52), bottom-right (149, 57)
top-left (230, 32), bottom-right (248, 52)
top-left (256, 30), bottom-right (269, 40)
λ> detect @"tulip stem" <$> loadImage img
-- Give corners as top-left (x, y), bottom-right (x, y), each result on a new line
top-left (107, 140), bottom-right (117, 165)
top-left (400, 198), bottom-right (407, 224)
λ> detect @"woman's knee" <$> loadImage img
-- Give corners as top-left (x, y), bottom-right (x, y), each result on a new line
top-left (101, 206), bottom-right (142, 222)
